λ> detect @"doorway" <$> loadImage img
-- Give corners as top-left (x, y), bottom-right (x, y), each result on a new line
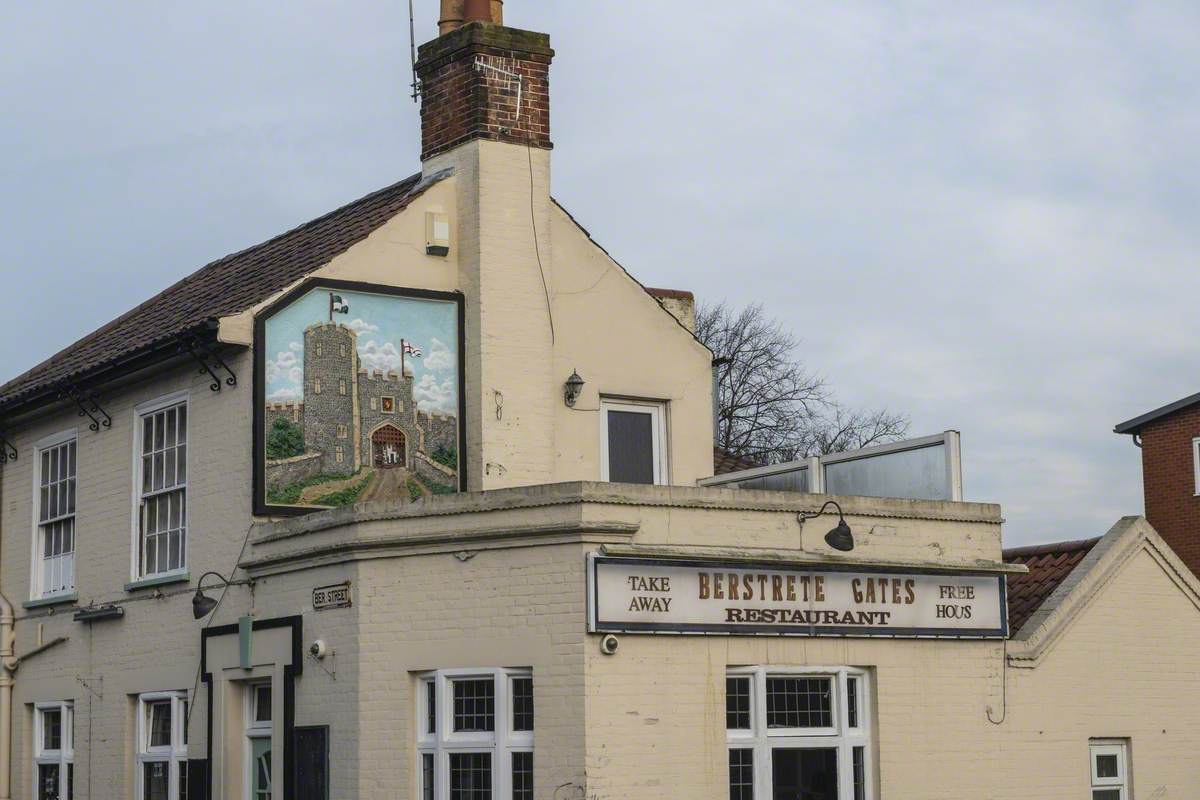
top-left (371, 424), bottom-right (406, 468)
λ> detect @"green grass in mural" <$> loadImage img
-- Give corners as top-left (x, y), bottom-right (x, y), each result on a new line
top-left (267, 469), bottom-right (365, 506)
top-left (431, 443), bottom-right (458, 470)
top-left (312, 474), bottom-right (374, 508)
top-left (406, 476), bottom-right (424, 502)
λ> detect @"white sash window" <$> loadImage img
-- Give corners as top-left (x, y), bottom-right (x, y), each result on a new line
top-left (136, 692), bottom-right (189, 800)
top-left (34, 702), bottom-right (73, 800)
top-left (135, 396), bottom-right (188, 578)
top-left (33, 432), bottom-right (76, 599)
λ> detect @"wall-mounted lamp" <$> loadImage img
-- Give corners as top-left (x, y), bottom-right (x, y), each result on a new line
top-left (192, 571), bottom-right (233, 620)
top-left (798, 500), bottom-right (855, 552)
top-left (564, 369), bottom-right (585, 407)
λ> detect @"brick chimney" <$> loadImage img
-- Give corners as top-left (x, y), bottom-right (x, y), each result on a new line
top-left (416, 7), bottom-right (553, 161)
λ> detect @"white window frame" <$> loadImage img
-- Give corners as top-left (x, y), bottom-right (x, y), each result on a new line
top-left (136, 691), bottom-right (188, 800)
top-left (1089, 739), bottom-right (1131, 799)
top-left (726, 666), bottom-right (873, 800)
top-left (30, 429), bottom-right (78, 600)
top-left (245, 682), bottom-right (273, 800)
top-left (33, 701), bottom-right (73, 800)
top-left (599, 397), bottom-right (669, 485)
top-left (417, 667), bottom-right (533, 800)
top-left (1192, 438), bottom-right (1200, 496)
top-left (130, 391), bottom-right (189, 581)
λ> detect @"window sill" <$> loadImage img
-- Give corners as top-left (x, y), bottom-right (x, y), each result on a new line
top-left (124, 572), bottom-right (190, 592)
top-left (22, 593), bottom-right (79, 610)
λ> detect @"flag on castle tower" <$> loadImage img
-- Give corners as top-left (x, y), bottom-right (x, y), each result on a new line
top-left (328, 293), bottom-right (349, 319)
top-left (402, 339), bottom-right (423, 358)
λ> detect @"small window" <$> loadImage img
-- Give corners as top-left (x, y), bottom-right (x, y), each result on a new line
top-left (336, 424), bottom-right (349, 440)
top-left (313, 379), bottom-right (322, 395)
top-left (453, 679), bottom-right (495, 733)
top-left (137, 692), bottom-right (188, 800)
top-left (600, 398), bottom-right (668, 485)
top-left (335, 447), bottom-right (345, 464)
top-left (34, 702), bottom-right (73, 800)
top-left (511, 677), bottom-right (533, 732)
top-left (765, 676), bottom-right (833, 730)
top-left (1193, 438), bottom-right (1200, 495)
top-left (726, 676), bottom-right (751, 730)
top-left (370, 398), bottom-right (378, 411)
top-left (1090, 740), bottom-right (1130, 800)
top-left (254, 685), bottom-right (272, 724)
top-left (339, 379), bottom-right (347, 396)
top-left (315, 343), bottom-right (323, 356)
top-left (340, 344), bottom-right (347, 357)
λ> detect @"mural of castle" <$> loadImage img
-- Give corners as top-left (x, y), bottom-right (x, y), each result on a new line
top-left (264, 322), bottom-right (458, 500)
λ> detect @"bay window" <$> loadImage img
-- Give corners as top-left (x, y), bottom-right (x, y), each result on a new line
top-left (418, 668), bottom-right (533, 800)
top-left (726, 667), bottom-right (872, 800)
top-left (34, 702), bottom-right (72, 800)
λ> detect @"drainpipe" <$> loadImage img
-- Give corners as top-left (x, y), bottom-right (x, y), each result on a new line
top-left (0, 464), bottom-right (12, 800)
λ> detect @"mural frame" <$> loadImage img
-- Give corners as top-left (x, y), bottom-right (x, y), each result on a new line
top-left (253, 278), bottom-right (467, 516)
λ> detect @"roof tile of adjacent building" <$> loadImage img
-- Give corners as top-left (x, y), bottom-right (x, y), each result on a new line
top-left (0, 172), bottom-right (434, 414)
top-left (713, 446), bottom-right (763, 475)
top-left (1003, 536), bottom-right (1101, 635)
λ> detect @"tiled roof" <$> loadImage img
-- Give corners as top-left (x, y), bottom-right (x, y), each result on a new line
top-left (0, 172), bottom-right (435, 415)
top-left (1003, 537), bottom-right (1101, 635)
top-left (713, 446), bottom-right (763, 475)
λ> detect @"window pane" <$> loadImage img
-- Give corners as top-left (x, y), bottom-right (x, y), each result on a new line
top-left (449, 752), bottom-right (491, 800)
top-left (729, 749), bottom-right (753, 800)
top-left (847, 677), bottom-right (859, 729)
top-left (853, 746), bottom-right (866, 800)
top-left (177, 405), bottom-right (187, 444)
top-left (179, 762), bottom-right (188, 800)
top-left (255, 685), bottom-right (273, 723)
top-left (1093, 792), bottom-right (1121, 800)
top-left (453, 679), bottom-right (495, 732)
top-left (148, 701), bottom-right (172, 748)
top-left (422, 753), bottom-right (435, 800)
top-left (512, 752), bottom-right (533, 800)
top-left (143, 417), bottom-right (154, 455)
top-left (1095, 754), bottom-right (1119, 779)
top-left (765, 677), bottom-right (833, 729)
top-left (607, 410), bottom-right (655, 484)
top-left (512, 677), bottom-right (534, 732)
top-left (37, 764), bottom-right (61, 800)
top-left (252, 737), bottom-right (272, 800)
top-left (771, 748), bottom-right (838, 800)
top-left (42, 708), bottom-right (62, 751)
top-left (143, 761), bottom-right (169, 800)
top-left (427, 681), bottom-right (437, 735)
top-left (726, 677), bottom-right (751, 730)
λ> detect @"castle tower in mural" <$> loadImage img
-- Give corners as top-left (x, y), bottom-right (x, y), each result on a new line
top-left (264, 320), bottom-right (458, 506)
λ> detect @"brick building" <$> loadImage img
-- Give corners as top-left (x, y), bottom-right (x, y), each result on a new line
top-left (1115, 392), bottom-right (1200, 577)
top-left (0, 3), bottom-right (1199, 799)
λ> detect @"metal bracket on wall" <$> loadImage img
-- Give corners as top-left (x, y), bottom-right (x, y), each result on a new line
top-left (56, 383), bottom-right (112, 432)
top-left (0, 431), bottom-right (16, 463)
top-left (178, 335), bottom-right (237, 392)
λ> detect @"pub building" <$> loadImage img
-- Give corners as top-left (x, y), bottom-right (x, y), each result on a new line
top-left (1, 3), bottom-right (1199, 799)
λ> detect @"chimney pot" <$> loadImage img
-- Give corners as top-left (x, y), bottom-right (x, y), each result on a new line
top-left (463, 0), bottom-right (501, 24)
top-left (439, 0), bottom-right (465, 34)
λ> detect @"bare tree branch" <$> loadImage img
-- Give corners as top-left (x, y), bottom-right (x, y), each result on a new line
top-left (697, 302), bottom-right (910, 464)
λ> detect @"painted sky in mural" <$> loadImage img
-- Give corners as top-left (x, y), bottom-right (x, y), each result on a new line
top-left (265, 288), bottom-right (459, 414)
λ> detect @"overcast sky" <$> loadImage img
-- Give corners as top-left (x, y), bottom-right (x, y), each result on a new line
top-left (3, 2), bottom-right (1197, 545)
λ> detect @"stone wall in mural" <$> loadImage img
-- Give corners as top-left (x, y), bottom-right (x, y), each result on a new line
top-left (260, 286), bottom-right (461, 510)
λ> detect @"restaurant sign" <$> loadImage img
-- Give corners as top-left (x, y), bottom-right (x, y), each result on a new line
top-left (587, 555), bottom-right (1007, 639)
